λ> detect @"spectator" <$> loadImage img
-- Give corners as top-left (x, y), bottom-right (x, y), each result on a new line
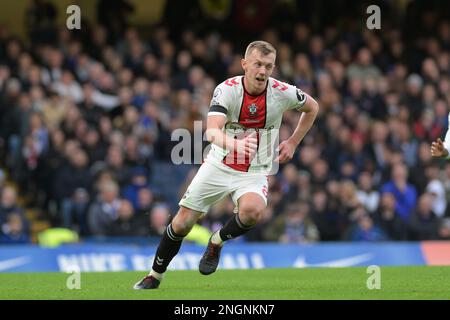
top-left (122, 166), bottom-right (151, 210)
top-left (408, 194), bottom-right (439, 240)
top-left (401, 74), bottom-right (425, 121)
top-left (83, 127), bottom-right (108, 165)
top-left (391, 121), bottom-right (419, 167)
top-left (20, 112), bottom-right (49, 204)
top-left (424, 164), bottom-right (447, 218)
top-left (87, 180), bottom-right (121, 236)
top-left (413, 109), bottom-right (443, 142)
top-left (51, 70), bottom-right (84, 104)
top-left (0, 212), bottom-right (31, 244)
top-left (410, 142), bottom-right (434, 194)
top-left (264, 201), bottom-right (319, 243)
top-left (0, 186), bottom-right (26, 226)
top-left (367, 121), bottom-right (390, 171)
top-left (373, 192), bottom-right (407, 240)
top-left (278, 164), bottom-right (299, 203)
top-left (135, 187), bottom-right (154, 216)
top-left (310, 158), bottom-right (330, 189)
top-left (95, 145), bottom-right (131, 187)
top-left (348, 213), bottom-right (388, 242)
top-left (346, 48), bottom-right (381, 81)
top-left (337, 180), bottom-right (361, 220)
top-left (53, 148), bottom-right (92, 234)
top-left (148, 203), bottom-right (171, 237)
top-left (438, 218), bottom-right (450, 240)
top-left (41, 91), bottom-right (67, 131)
top-left (381, 163), bottom-right (417, 222)
top-left (106, 199), bottom-right (147, 236)
top-left (311, 190), bottom-right (341, 241)
top-left (356, 171), bottom-right (380, 214)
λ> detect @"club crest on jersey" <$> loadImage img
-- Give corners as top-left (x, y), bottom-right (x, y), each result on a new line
top-left (248, 103), bottom-right (258, 117)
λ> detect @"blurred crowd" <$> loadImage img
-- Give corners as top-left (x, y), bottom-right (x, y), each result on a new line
top-left (1, 0), bottom-right (450, 244)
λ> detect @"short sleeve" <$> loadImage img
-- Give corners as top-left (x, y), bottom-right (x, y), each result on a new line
top-left (208, 83), bottom-right (230, 116)
top-left (284, 83), bottom-right (308, 111)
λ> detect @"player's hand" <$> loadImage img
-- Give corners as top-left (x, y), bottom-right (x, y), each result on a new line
top-left (235, 131), bottom-right (258, 159)
top-left (431, 138), bottom-right (449, 158)
top-left (275, 140), bottom-right (296, 164)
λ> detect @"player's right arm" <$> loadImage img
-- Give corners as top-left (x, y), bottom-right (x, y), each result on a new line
top-left (206, 115), bottom-right (257, 158)
top-left (206, 83), bottom-right (257, 158)
top-left (431, 113), bottom-right (450, 159)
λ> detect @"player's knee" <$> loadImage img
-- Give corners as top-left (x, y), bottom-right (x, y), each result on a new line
top-left (171, 216), bottom-right (193, 236)
top-left (171, 207), bottom-right (200, 235)
top-left (239, 203), bottom-right (265, 225)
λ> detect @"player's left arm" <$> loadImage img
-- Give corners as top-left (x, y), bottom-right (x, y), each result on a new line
top-left (431, 112), bottom-right (450, 159)
top-left (275, 93), bottom-right (319, 163)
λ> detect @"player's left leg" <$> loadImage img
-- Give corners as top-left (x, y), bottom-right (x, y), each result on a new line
top-left (219, 192), bottom-right (266, 239)
top-left (199, 175), bottom-right (268, 275)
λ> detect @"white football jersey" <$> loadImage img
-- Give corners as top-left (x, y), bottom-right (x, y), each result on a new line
top-left (206, 75), bottom-right (307, 174)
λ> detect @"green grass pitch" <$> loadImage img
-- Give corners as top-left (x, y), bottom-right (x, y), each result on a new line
top-left (1, 266), bottom-right (449, 300)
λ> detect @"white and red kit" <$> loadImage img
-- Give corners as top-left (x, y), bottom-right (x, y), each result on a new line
top-left (179, 76), bottom-right (307, 213)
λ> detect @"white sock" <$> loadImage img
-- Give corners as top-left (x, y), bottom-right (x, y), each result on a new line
top-left (211, 230), bottom-right (223, 245)
top-left (149, 270), bottom-right (163, 281)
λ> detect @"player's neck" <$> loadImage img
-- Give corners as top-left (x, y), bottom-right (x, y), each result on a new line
top-left (243, 76), bottom-right (267, 96)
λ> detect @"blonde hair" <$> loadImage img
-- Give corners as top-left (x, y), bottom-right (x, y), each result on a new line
top-left (244, 40), bottom-right (276, 58)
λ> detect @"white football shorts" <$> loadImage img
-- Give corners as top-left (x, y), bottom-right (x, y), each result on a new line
top-left (178, 160), bottom-right (269, 214)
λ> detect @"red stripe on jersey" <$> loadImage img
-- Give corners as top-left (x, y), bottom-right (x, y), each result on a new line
top-left (272, 79), bottom-right (288, 91)
top-left (222, 132), bottom-right (260, 172)
top-left (225, 77), bottom-right (240, 86)
top-left (238, 83), bottom-right (267, 129)
top-left (222, 78), bottom-right (266, 172)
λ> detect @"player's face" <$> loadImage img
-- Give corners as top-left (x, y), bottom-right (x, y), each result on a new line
top-left (242, 49), bottom-right (276, 94)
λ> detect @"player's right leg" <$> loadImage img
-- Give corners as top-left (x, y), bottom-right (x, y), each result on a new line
top-left (134, 161), bottom-right (230, 289)
top-left (133, 206), bottom-right (202, 289)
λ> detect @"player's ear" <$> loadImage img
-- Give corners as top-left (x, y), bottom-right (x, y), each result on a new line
top-left (241, 58), bottom-right (247, 71)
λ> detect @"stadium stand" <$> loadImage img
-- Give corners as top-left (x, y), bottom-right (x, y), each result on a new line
top-left (1, 0), bottom-right (450, 245)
